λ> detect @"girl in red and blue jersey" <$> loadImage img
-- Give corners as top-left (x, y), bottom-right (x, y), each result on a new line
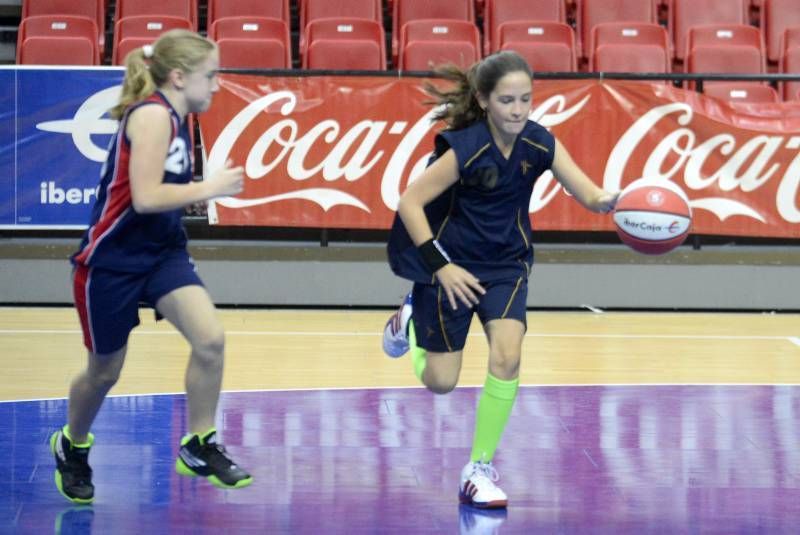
top-left (383, 51), bottom-right (619, 509)
top-left (51, 30), bottom-right (251, 504)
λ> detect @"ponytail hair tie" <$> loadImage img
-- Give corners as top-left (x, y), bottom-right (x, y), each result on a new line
top-left (142, 44), bottom-right (154, 59)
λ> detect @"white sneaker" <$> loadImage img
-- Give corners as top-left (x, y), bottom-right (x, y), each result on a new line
top-left (382, 292), bottom-right (412, 358)
top-left (459, 461), bottom-right (508, 509)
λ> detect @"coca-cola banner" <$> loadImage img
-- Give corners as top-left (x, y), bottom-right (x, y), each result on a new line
top-left (202, 74), bottom-right (800, 238)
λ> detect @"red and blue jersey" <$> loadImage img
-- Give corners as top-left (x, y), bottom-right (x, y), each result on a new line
top-left (388, 119), bottom-right (555, 283)
top-left (72, 91), bottom-right (193, 273)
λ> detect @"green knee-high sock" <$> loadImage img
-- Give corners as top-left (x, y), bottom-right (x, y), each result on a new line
top-left (408, 320), bottom-right (427, 383)
top-left (470, 373), bottom-right (519, 463)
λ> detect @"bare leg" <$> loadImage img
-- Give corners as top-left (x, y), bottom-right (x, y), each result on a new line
top-left (421, 350), bottom-right (464, 394)
top-left (67, 347), bottom-right (127, 443)
top-left (156, 285), bottom-right (225, 434)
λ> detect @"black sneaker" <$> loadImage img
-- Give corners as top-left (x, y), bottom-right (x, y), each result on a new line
top-left (175, 429), bottom-right (253, 489)
top-left (50, 426), bottom-right (94, 504)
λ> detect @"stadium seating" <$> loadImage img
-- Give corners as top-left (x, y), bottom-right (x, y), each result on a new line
top-left (763, 0), bottom-right (800, 63)
top-left (209, 17), bottom-right (291, 69)
top-left (303, 18), bottom-right (386, 70)
top-left (112, 15), bottom-right (193, 65)
top-left (399, 19), bottom-right (481, 70)
top-left (207, 0), bottom-right (290, 28)
top-left (781, 33), bottom-right (800, 100)
top-left (115, 0), bottom-right (197, 31)
top-left (578, 0), bottom-right (658, 61)
top-left (703, 83), bottom-right (779, 103)
top-left (482, 0), bottom-right (565, 55)
top-left (685, 25), bottom-right (766, 93)
top-left (671, 0), bottom-right (749, 60)
top-left (17, 14), bottom-right (100, 65)
top-left (498, 21), bottom-right (576, 72)
top-left (591, 22), bottom-right (670, 73)
top-left (392, 0), bottom-right (475, 62)
top-left (300, 0), bottom-right (382, 56)
top-left (21, 0), bottom-right (104, 54)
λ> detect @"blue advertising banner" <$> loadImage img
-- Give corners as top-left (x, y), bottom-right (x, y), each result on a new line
top-left (0, 69), bottom-right (15, 226)
top-left (1, 67), bottom-right (123, 228)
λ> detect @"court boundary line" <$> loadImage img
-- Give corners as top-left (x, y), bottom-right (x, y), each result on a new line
top-left (3, 382), bottom-right (800, 404)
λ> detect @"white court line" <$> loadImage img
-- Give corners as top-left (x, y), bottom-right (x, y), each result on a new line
top-left (3, 382), bottom-right (800, 405)
top-left (790, 337), bottom-right (800, 347)
top-left (0, 328), bottom-right (794, 341)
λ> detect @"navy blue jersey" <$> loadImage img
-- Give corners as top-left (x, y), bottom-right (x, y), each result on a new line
top-left (388, 119), bottom-right (555, 283)
top-left (72, 91), bottom-right (193, 273)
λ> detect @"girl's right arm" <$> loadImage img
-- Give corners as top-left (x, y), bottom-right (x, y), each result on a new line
top-left (398, 149), bottom-right (485, 310)
top-left (127, 104), bottom-right (244, 214)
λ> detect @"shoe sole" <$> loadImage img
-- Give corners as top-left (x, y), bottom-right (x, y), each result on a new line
top-left (175, 457), bottom-right (254, 489)
top-left (50, 431), bottom-right (94, 505)
top-left (459, 492), bottom-right (508, 509)
top-left (382, 319), bottom-right (409, 358)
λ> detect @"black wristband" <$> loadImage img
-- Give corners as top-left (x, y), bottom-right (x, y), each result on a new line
top-left (418, 238), bottom-right (451, 273)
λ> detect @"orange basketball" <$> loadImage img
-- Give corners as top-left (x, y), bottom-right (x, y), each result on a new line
top-left (613, 179), bottom-right (692, 255)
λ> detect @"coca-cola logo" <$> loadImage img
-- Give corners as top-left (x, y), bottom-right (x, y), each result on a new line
top-left (606, 102), bottom-right (800, 223)
top-left (201, 78), bottom-right (800, 233)
top-left (205, 89), bottom-right (592, 221)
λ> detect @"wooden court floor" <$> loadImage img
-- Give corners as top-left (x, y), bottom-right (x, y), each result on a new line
top-left (2, 307), bottom-right (799, 401)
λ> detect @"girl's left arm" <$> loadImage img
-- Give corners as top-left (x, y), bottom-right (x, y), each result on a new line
top-left (550, 138), bottom-right (618, 213)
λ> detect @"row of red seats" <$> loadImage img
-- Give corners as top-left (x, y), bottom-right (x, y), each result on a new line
top-left (16, 0), bottom-right (800, 63)
top-left (14, 0), bottom-right (800, 102)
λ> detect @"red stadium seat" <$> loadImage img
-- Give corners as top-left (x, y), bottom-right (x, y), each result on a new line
top-left (112, 15), bottom-right (193, 65)
top-left (591, 23), bottom-right (670, 73)
top-left (763, 0), bottom-right (800, 63)
top-left (392, 0), bottom-right (475, 63)
top-left (300, 0), bottom-right (382, 57)
top-left (304, 18), bottom-right (386, 70)
top-left (17, 15), bottom-right (100, 65)
top-left (483, 0), bottom-right (565, 55)
top-left (703, 83), bottom-right (779, 103)
top-left (115, 0), bottom-right (197, 30)
top-left (578, 0), bottom-right (658, 61)
top-left (670, 0), bottom-right (749, 60)
top-left (781, 45), bottom-right (800, 101)
top-left (399, 19), bottom-right (481, 70)
top-left (207, 0), bottom-right (290, 27)
top-left (686, 25), bottom-right (766, 94)
top-left (21, 0), bottom-right (104, 55)
top-left (498, 21), bottom-right (577, 72)
top-left (209, 17), bottom-right (291, 69)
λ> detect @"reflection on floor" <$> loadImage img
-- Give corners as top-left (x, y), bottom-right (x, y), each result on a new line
top-left (5, 385), bottom-right (800, 533)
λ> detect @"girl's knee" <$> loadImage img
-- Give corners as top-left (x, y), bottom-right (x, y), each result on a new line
top-left (424, 372), bottom-right (459, 394)
top-left (489, 352), bottom-right (521, 379)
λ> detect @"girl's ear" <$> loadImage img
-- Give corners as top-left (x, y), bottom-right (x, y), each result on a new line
top-left (475, 92), bottom-right (487, 111)
top-left (168, 68), bottom-right (186, 90)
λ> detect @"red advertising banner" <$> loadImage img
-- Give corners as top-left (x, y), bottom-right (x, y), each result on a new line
top-left (199, 74), bottom-right (800, 238)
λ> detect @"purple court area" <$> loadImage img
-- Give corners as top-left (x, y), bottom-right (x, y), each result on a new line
top-left (5, 385), bottom-right (800, 533)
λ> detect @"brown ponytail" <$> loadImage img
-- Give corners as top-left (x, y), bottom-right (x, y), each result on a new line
top-left (425, 50), bottom-right (533, 131)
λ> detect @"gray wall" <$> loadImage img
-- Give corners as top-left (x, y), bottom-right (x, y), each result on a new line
top-left (1, 239), bottom-right (798, 310)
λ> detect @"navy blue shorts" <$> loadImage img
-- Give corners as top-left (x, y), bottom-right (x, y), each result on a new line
top-left (411, 277), bottom-right (528, 353)
top-left (73, 249), bottom-right (203, 354)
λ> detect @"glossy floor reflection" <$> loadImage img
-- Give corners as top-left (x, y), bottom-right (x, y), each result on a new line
top-left (5, 385), bottom-right (800, 533)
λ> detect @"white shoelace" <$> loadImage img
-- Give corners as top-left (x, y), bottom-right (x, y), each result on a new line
top-left (472, 462), bottom-right (500, 483)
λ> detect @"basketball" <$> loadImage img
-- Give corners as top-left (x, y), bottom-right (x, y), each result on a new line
top-left (613, 178), bottom-right (692, 255)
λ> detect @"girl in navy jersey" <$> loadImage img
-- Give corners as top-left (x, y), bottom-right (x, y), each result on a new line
top-left (51, 30), bottom-right (250, 504)
top-left (382, 51), bottom-right (618, 509)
